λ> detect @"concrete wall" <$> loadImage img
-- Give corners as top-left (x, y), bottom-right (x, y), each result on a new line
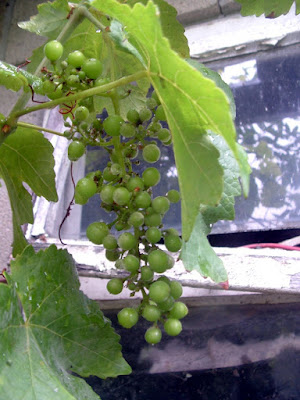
top-left (0, 0), bottom-right (240, 267)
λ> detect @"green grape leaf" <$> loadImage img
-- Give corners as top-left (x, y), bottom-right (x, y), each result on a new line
top-left (0, 61), bottom-right (44, 93)
top-left (18, 0), bottom-right (70, 37)
top-left (0, 128), bottom-right (57, 256)
top-left (181, 134), bottom-right (245, 283)
top-left (187, 60), bottom-right (236, 120)
top-left (124, 0), bottom-right (190, 58)
top-left (181, 212), bottom-right (228, 283)
top-left (92, 0), bottom-right (250, 240)
top-left (235, 0), bottom-right (300, 17)
top-left (0, 245), bottom-right (131, 399)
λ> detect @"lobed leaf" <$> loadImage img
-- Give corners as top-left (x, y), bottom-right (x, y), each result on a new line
top-left (235, 0), bottom-right (300, 17)
top-left (0, 128), bottom-right (57, 256)
top-left (0, 61), bottom-right (44, 93)
top-left (0, 245), bottom-right (130, 399)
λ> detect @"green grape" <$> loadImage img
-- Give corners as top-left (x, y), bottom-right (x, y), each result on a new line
top-left (115, 259), bottom-right (125, 269)
top-left (115, 221), bottom-right (128, 231)
top-left (148, 249), bottom-right (169, 273)
top-left (86, 222), bottom-right (109, 244)
top-left (169, 281), bottom-right (183, 300)
top-left (95, 77), bottom-right (110, 86)
top-left (82, 58), bottom-right (103, 79)
top-left (76, 178), bottom-right (97, 199)
top-left (164, 318), bottom-right (182, 336)
top-left (106, 249), bottom-right (120, 262)
top-left (145, 327), bottom-right (162, 344)
top-left (68, 140), bottom-right (85, 161)
top-left (123, 254), bottom-right (140, 273)
top-left (145, 227), bottom-right (161, 244)
top-left (117, 307), bottom-right (139, 329)
top-left (120, 123), bottom-right (136, 138)
top-left (142, 167), bottom-right (161, 187)
top-left (146, 97), bottom-right (157, 110)
top-left (165, 228), bottom-right (180, 236)
top-left (152, 196), bottom-right (170, 214)
top-left (155, 105), bottom-right (166, 121)
top-left (164, 234), bottom-right (182, 252)
top-left (170, 302), bottom-right (188, 319)
top-left (103, 167), bottom-right (115, 182)
top-left (135, 191), bottom-right (152, 209)
top-left (144, 213), bottom-right (162, 227)
top-left (61, 60), bottom-right (68, 69)
top-left (158, 128), bottom-right (171, 143)
top-left (142, 304), bottom-right (161, 322)
top-left (47, 84), bottom-right (63, 99)
top-left (107, 278), bottom-right (123, 295)
top-left (110, 163), bottom-right (122, 176)
top-left (157, 276), bottom-right (171, 285)
top-left (42, 80), bottom-right (56, 94)
top-left (44, 40), bottom-right (63, 61)
top-left (74, 106), bottom-right (89, 121)
top-left (167, 254), bottom-right (175, 270)
top-left (66, 74), bottom-right (80, 88)
top-left (139, 107), bottom-right (152, 122)
top-left (118, 232), bottom-right (137, 251)
top-left (67, 50), bottom-right (85, 67)
top-left (74, 191), bottom-right (88, 205)
top-left (113, 187), bottom-right (131, 206)
top-left (143, 144), bottom-right (161, 163)
top-left (126, 177), bottom-right (144, 192)
top-left (100, 185), bottom-right (116, 204)
top-left (141, 266), bottom-right (154, 282)
top-left (149, 122), bottom-right (162, 133)
top-left (149, 281), bottom-right (170, 303)
top-left (78, 70), bottom-right (86, 80)
top-left (79, 97), bottom-right (94, 111)
top-left (103, 115), bottom-right (124, 136)
top-left (127, 109), bottom-right (140, 124)
top-left (166, 190), bottom-right (180, 203)
top-left (103, 234), bottom-right (118, 250)
top-left (128, 211), bottom-right (144, 228)
top-left (128, 282), bottom-right (136, 291)
top-left (158, 296), bottom-right (175, 312)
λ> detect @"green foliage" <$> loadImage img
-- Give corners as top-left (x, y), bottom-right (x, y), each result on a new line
top-left (235, 0), bottom-right (300, 17)
top-left (0, 128), bottom-right (57, 255)
top-left (0, 245), bottom-right (130, 399)
top-left (0, 61), bottom-right (43, 93)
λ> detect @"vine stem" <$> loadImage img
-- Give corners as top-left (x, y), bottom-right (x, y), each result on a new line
top-left (17, 121), bottom-right (66, 137)
top-left (8, 70), bottom-right (149, 123)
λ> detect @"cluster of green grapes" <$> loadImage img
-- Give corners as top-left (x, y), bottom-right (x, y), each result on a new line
top-left (42, 40), bottom-right (188, 345)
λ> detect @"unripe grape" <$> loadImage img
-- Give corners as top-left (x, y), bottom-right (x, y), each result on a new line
top-left (103, 234), bottom-right (118, 250)
top-left (141, 266), bottom-right (154, 282)
top-left (158, 296), bottom-right (175, 312)
top-left (128, 211), bottom-right (144, 227)
top-left (145, 227), bottom-right (161, 244)
top-left (148, 249), bottom-right (169, 273)
top-left (86, 222), bottom-right (109, 244)
top-left (164, 234), bottom-right (182, 252)
top-left (76, 178), bottom-right (97, 199)
top-left (68, 140), bottom-right (85, 161)
top-left (164, 318), bottom-right (182, 336)
top-left (120, 123), bottom-right (136, 138)
top-left (126, 177), bottom-right (144, 192)
top-left (103, 167), bottom-right (115, 182)
top-left (143, 144), bottom-right (161, 163)
top-left (169, 281), bottom-right (183, 300)
top-left (82, 58), bottom-right (103, 79)
top-left (166, 190), bottom-right (180, 203)
top-left (100, 185), bottom-right (116, 204)
top-left (152, 196), bottom-right (170, 214)
top-left (142, 304), bottom-right (161, 322)
top-left (44, 40), bottom-right (63, 61)
top-left (142, 167), bottom-right (161, 187)
top-left (75, 106), bottom-right (89, 121)
top-left (158, 128), bottom-right (171, 143)
top-left (151, 91), bottom-right (160, 105)
top-left (170, 302), bottom-right (188, 319)
top-left (123, 255), bottom-right (140, 273)
top-left (127, 109), bottom-right (140, 124)
top-left (105, 249), bottom-right (120, 262)
top-left (118, 308), bottom-right (139, 329)
top-left (110, 163), bottom-right (122, 176)
top-left (146, 97), bottom-right (157, 110)
top-left (118, 232), bottom-right (137, 251)
top-left (113, 187), bottom-right (131, 206)
top-left (107, 278), bottom-right (123, 295)
top-left (144, 213), bottom-right (162, 227)
top-left (145, 327), bottom-right (162, 344)
top-left (66, 74), bottom-right (80, 88)
top-left (135, 191), bottom-right (152, 209)
top-left (149, 281), bottom-right (170, 303)
top-left (103, 115), bottom-right (124, 136)
top-left (67, 50), bottom-right (85, 68)
top-left (155, 105), bottom-right (166, 121)
top-left (139, 107), bottom-right (152, 122)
